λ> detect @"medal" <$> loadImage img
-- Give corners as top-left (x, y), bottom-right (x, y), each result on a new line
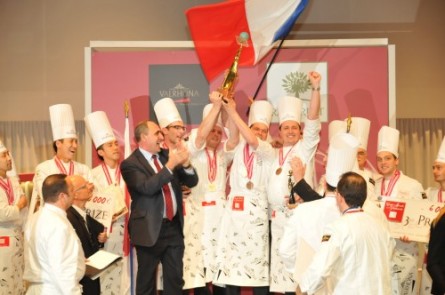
top-left (381, 170), bottom-right (400, 196)
top-left (54, 156), bottom-right (74, 175)
top-left (277, 145), bottom-right (295, 176)
top-left (208, 183), bottom-right (216, 192)
top-left (101, 163), bottom-right (121, 186)
top-left (243, 144), bottom-right (254, 183)
top-left (205, 148), bottom-right (217, 184)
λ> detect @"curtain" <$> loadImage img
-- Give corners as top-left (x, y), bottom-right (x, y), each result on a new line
top-left (0, 121), bottom-right (86, 174)
top-left (397, 118), bottom-right (445, 190)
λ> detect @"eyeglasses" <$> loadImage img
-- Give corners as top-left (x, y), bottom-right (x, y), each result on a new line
top-left (73, 182), bottom-right (89, 192)
top-left (167, 125), bottom-right (186, 131)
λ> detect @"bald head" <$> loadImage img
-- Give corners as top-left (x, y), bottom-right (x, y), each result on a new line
top-left (66, 175), bottom-right (94, 209)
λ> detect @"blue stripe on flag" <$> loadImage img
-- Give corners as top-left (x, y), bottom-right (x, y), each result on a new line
top-left (273, 0), bottom-right (309, 41)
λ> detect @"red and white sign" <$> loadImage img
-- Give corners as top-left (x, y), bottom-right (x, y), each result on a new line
top-left (379, 197), bottom-right (444, 243)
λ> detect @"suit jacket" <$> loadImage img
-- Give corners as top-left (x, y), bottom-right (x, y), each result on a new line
top-left (292, 179), bottom-right (323, 202)
top-left (67, 206), bottom-right (104, 295)
top-left (121, 148), bottom-right (198, 247)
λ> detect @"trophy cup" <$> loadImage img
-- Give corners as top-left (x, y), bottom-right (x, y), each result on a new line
top-left (287, 170), bottom-right (296, 204)
top-left (218, 32), bottom-right (250, 101)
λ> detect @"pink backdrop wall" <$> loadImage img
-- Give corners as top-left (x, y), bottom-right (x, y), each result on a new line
top-left (91, 46), bottom-right (389, 175)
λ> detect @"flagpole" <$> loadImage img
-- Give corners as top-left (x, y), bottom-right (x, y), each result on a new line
top-left (247, 38), bottom-right (286, 116)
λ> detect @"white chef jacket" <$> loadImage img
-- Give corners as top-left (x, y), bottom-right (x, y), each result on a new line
top-left (267, 119), bottom-right (321, 291)
top-left (300, 211), bottom-right (395, 295)
top-left (24, 203), bottom-right (85, 295)
top-left (279, 194), bottom-right (340, 275)
top-left (374, 171), bottom-right (425, 295)
top-left (425, 187), bottom-right (445, 203)
top-left (374, 171), bottom-right (424, 201)
top-left (28, 158), bottom-right (92, 219)
top-left (268, 118), bottom-right (321, 208)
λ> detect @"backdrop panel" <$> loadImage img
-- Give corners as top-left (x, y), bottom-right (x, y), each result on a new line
top-left (87, 40), bottom-right (392, 179)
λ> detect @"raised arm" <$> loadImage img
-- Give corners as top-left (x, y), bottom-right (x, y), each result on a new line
top-left (307, 71), bottom-right (321, 120)
top-left (222, 97), bottom-right (259, 149)
top-left (194, 91), bottom-right (224, 150)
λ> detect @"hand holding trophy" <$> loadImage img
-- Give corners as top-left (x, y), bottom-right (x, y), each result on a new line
top-left (218, 32), bottom-right (250, 102)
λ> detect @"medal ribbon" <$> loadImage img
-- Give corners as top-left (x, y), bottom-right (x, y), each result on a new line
top-left (380, 170), bottom-right (401, 196)
top-left (0, 178), bottom-right (14, 205)
top-left (101, 163), bottom-right (121, 186)
top-left (278, 145), bottom-right (296, 167)
top-left (438, 189), bottom-right (443, 203)
top-left (54, 156), bottom-right (74, 175)
top-left (205, 148), bottom-right (217, 183)
top-left (243, 144), bottom-right (255, 180)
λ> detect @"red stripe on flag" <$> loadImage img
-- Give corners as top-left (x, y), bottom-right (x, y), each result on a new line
top-left (186, 0), bottom-right (255, 82)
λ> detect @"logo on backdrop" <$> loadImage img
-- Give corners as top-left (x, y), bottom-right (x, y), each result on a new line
top-left (149, 64), bottom-right (209, 125)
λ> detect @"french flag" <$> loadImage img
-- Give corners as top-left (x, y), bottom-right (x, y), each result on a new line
top-left (186, 0), bottom-right (309, 82)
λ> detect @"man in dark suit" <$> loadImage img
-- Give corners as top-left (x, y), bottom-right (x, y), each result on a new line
top-left (121, 120), bottom-right (198, 295)
top-left (66, 175), bottom-right (108, 295)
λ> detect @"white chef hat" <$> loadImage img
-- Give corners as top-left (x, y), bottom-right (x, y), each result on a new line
top-left (154, 97), bottom-right (183, 128)
top-left (277, 96), bottom-right (303, 125)
top-left (0, 140), bottom-right (6, 153)
top-left (435, 136), bottom-right (445, 163)
top-left (248, 100), bottom-right (274, 128)
top-left (347, 117), bottom-right (371, 150)
top-left (377, 126), bottom-right (399, 158)
top-left (49, 104), bottom-right (77, 141)
top-left (328, 120), bottom-right (347, 143)
top-left (325, 133), bottom-right (360, 187)
top-left (84, 111), bottom-right (116, 148)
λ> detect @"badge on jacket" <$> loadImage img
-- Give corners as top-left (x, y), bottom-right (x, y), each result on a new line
top-left (321, 235), bottom-right (331, 242)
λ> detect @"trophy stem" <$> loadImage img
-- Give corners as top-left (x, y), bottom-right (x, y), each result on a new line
top-left (219, 41), bottom-right (246, 100)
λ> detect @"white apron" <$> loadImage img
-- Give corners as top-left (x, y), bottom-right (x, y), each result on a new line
top-left (91, 164), bottom-right (127, 294)
top-left (0, 176), bottom-right (27, 294)
top-left (215, 140), bottom-right (273, 286)
top-left (182, 139), bottom-right (232, 288)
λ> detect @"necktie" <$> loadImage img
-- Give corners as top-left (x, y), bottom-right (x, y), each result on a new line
top-left (152, 155), bottom-right (174, 220)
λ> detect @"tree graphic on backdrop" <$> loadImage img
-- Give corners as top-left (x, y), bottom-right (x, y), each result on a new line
top-left (282, 71), bottom-right (311, 98)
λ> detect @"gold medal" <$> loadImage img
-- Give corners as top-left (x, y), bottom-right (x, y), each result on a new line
top-left (276, 167), bottom-right (282, 175)
top-left (208, 183), bottom-right (216, 192)
top-left (246, 181), bottom-right (253, 190)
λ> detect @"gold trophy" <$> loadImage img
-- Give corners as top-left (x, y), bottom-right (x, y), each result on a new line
top-left (218, 32), bottom-right (250, 101)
